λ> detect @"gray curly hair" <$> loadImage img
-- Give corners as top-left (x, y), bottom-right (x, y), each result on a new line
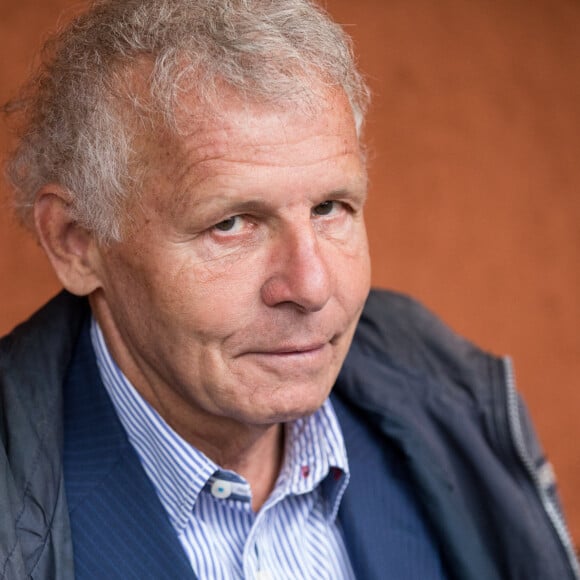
top-left (4, 0), bottom-right (370, 242)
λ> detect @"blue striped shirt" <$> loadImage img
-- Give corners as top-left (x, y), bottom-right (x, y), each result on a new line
top-left (91, 318), bottom-right (355, 579)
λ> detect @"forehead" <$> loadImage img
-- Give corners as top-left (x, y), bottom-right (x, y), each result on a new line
top-left (179, 84), bottom-right (358, 159)
top-left (135, 85), bottom-right (363, 208)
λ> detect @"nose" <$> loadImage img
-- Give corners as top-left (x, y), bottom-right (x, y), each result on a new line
top-left (260, 224), bottom-right (332, 312)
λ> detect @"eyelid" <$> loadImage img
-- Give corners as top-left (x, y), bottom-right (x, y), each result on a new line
top-left (213, 216), bottom-right (238, 231)
top-left (323, 189), bottom-right (366, 209)
top-left (313, 199), bottom-right (353, 215)
top-left (209, 213), bottom-right (257, 238)
top-left (212, 214), bottom-right (242, 230)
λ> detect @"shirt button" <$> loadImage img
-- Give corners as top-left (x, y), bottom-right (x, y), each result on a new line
top-left (211, 479), bottom-right (233, 499)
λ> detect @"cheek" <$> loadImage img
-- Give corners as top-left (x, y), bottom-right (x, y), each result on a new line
top-left (151, 255), bottom-right (267, 337)
top-left (332, 225), bottom-right (371, 298)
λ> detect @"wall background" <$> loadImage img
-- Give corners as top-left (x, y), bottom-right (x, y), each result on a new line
top-left (1, 0), bottom-right (579, 546)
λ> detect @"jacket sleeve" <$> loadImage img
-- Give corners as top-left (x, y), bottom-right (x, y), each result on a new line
top-left (504, 356), bottom-right (579, 578)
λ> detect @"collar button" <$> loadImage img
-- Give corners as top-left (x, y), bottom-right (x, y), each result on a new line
top-left (211, 479), bottom-right (233, 499)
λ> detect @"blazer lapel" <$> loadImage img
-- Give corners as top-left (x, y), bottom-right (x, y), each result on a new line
top-left (63, 321), bottom-right (195, 580)
top-left (331, 392), bottom-right (448, 580)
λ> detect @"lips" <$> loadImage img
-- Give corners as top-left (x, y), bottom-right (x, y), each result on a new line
top-left (237, 333), bottom-right (338, 358)
top-left (256, 343), bottom-right (327, 356)
top-left (235, 340), bottom-right (334, 369)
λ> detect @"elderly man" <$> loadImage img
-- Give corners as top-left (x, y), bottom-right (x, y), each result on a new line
top-left (0, 1), bottom-right (577, 579)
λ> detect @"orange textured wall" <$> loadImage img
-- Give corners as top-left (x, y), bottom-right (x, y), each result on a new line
top-left (1, 0), bottom-right (579, 546)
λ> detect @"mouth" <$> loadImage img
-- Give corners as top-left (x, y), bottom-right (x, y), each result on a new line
top-left (232, 332), bottom-right (347, 378)
top-left (236, 340), bottom-right (334, 366)
top-left (244, 342), bottom-right (329, 360)
top-left (239, 333), bottom-right (339, 357)
top-left (258, 342), bottom-right (328, 356)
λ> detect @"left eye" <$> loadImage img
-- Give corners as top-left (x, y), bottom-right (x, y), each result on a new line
top-left (313, 201), bottom-right (338, 216)
top-left (213, 216), bottom-right (242, 232)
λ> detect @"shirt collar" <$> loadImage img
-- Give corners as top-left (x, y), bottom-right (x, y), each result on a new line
top-left (91, 317), bottom-right (349, 532)
top-left (276, 404), bottom-right (350, 521)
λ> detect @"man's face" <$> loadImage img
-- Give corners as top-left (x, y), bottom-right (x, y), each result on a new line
top-left (90, 87), bottom-right (371, 434)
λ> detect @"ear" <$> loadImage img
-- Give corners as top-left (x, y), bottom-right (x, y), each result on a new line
top-left (34, 186), bottom-right (103, 296)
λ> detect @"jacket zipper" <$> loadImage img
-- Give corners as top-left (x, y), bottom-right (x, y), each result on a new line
top-left (503, 356), bottom-right (580, 579)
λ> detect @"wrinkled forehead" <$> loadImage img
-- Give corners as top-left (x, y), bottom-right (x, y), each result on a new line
top-left (175, 74), bottom-right (357, 138)
top-left (120, 80), bottom-right (365, 221)
top-left (134, 78), bottom-right (359, 170)
top-left (178, 82), bottom-right (358, 150)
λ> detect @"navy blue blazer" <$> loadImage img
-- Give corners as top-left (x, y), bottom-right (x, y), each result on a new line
top-left (63, 322), bottom-right (445, 579)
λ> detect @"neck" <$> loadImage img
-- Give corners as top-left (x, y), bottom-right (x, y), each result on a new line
top-left (209, 422), bottom-right (285, 511)
top-left (133, 365), bottom-right (287, 510)
top-left (127, 364), bottom-right (286, 511)
top-left (160, 406), bottom-right (286, 511)
top-left (137, 383), bottom-right (286, 511)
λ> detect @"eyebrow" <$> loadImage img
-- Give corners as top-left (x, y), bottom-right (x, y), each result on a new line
top-left (198, 188), bottom-right (366, 217)
top-left (188, 197), bottom-right (273, 216)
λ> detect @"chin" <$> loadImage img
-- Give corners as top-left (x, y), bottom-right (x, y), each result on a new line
top-left (251, 386), bottom-right (332, 425)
